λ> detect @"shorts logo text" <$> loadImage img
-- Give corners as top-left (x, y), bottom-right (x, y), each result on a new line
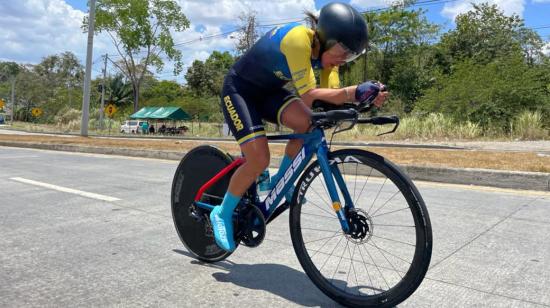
top-left (224, 96), bottom-right (244, 131)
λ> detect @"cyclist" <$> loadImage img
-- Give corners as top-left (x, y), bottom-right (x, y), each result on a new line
top-left (211, 2), bottom-right (389, 252)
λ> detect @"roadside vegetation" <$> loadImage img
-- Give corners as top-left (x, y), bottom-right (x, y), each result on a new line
top-left (1, 2), bottom-right (548, 141)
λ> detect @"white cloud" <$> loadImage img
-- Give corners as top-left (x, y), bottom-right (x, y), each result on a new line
top-left (543, 42), bottom-right (550, 56)
top-left (0, 0), bottom-right (318, 82)
top-left (0, 0), bottom-right (114, 73)
top-left (441, 0), bottom-right (526, 20)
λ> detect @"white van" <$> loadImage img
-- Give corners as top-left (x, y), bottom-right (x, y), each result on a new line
top-left (120, 120), bottom-right (147, 134)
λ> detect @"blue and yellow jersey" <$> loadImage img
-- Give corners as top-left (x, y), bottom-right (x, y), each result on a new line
top-left (232, 22), bottom-right (340, 95)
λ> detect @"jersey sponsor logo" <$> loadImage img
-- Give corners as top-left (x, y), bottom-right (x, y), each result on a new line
top-left (265, 147), bottom-right (306, 210)
top-left (224, 95), bottom-right (244, 131)
top-left (292, 68), bottom-right (306, 81)
top-left (274, 71), bottom-right (292, 81)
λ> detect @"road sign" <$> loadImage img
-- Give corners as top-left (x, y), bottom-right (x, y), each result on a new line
top-left (31, 108), bottom-right (43, 117)
top-left (0, 99), bottom-right (5, 109)
top-left (105, 104), bottom-right (117, 118)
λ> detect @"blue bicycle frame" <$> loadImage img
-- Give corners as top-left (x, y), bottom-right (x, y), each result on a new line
top-left (195, 127), bottom-right (352, 233)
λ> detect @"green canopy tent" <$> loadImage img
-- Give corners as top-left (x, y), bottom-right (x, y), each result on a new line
top-left (130, 107), bottom-right (191, 121)
top-left (130, 107), bottom-right (191, 134)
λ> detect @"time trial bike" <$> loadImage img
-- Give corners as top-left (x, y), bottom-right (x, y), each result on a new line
top-left (171, 101), bottom-right (432, 307)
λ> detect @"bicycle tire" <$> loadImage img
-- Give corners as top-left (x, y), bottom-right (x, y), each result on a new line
top-left (289, 149), bottom-right (432, 307)
top-left (171, 145), bottom-right (234, 262)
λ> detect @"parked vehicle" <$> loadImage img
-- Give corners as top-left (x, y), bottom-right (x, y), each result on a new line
top-left (120, 120), bottom-right (148, 134)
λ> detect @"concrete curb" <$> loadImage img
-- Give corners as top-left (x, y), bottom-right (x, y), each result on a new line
top-left (0, 127), bottom-right (464, 150)
top-left (2, 141), bottom-right (549, 191)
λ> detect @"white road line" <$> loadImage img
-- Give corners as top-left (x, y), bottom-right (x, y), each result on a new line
top-left (10, 177), bottom-right (121, 202)
top-left (0, 156), bottom-right (39, 159)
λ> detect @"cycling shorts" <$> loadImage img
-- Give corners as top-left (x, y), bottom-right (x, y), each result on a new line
top-left (220, 69), bottom-right (299, 145)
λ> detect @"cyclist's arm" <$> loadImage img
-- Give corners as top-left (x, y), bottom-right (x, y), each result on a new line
top-left (280, 26), bottom-right (357, 107)
top-left (300, 86), bottom-right (357, 108)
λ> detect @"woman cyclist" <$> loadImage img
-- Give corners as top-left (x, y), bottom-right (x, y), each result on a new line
top-left (211, 2), bottom-right (389, 252)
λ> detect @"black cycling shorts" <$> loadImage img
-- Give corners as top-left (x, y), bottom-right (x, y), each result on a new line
top-left (221, 69), bottom-right (299, 145)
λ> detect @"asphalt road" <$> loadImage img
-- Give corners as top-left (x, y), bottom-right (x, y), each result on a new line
top-left (1, 146), bottom-right (549, 307)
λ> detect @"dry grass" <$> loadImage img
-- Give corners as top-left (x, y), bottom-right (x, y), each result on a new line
top-left (1, 134), bottom-right (549, 173)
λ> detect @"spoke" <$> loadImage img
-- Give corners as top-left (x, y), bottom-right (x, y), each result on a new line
top-left (346, 241), bottom-right (359, 294)
top-left (318, 174), bottom-right (333, 204)
top-left (361, 244), bottom-right (390, 290)
top-left (302, 227), bottom-right (342, 233)
top-left (371, 190), bottom-right (401, 217)
top-left (366, 241), bottom-right (412, 265)
top-left (301, 211), bottom-right (337, 220)
top-left (319, 235), bottom-right (345, 272)
top-left (308, 184), bottom-right (333, 213)
top-left (310, 230), bottom-right (342, 259)
top-left (308, 246), bottom-right (404, 274)
top-left (357, 244), bottom-right (376, 295)
top-left (332, 239), bottom-right (349, 280)
top-left (368, 178), bottom-right (387, 215)
top-left (372, 207), bottom-right (410, 218)
top-left (369, 240), bottom-right (403, 280)
top-left (304, 232), bottom-right (342, 244)
top-left (371, 234), bottom-right (415, 247)
top-left (304, 197), bottom-right (337, 218)
top-left (353, 163), bottom-right (358, 205)
top-left (372, 223), bottom-right (415, 228)
top-left (354, 167), bottom-right (374, 207)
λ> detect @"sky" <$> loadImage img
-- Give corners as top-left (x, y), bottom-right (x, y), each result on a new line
top-left (1, 0), bottom-right (549, 83)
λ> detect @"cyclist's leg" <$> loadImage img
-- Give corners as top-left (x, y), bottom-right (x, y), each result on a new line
top-left (211, 77), bottom-right (269, 252)
top-left (260, 91), bottom-right (311, 201)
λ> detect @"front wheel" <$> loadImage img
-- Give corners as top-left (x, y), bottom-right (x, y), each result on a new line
top-left (290, 149), bottom-right (432, 307)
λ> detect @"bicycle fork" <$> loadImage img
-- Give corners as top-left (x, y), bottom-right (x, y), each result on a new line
top-left (316, 144), bottom-right (352, 234)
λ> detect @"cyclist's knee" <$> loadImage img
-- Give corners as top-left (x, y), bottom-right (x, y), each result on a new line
top-left (281, 100), bottom-right (311, 133)
top-left (252, 152), bottom-right (270, 174)
top-left (241, 142), bottom-right (270, 176)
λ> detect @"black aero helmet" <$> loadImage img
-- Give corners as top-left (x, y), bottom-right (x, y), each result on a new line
top-left (317, 2), bottom-right (368, 62)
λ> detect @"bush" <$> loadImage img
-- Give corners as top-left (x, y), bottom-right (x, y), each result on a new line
top-left (511, 111), bottom-right (549, 140)
top-left (54, 107), bottom-right (81, 126)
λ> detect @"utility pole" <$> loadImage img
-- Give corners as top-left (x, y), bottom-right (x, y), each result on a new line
top-left (99, 53), bottom-right (108, 129)
top-left (80, 0), bottom-right (96, 136)
top-left (10, 77), bottom-right (15, 123)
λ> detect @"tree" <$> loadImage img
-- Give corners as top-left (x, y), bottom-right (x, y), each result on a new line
top-left (0, 62), bottom-right (21, 120)
top-left (363, 6), bottom-right (439, 84)
top-left (440, 3), bottom-right (544, 66)
top-left (34, 52), bottom-right (84, 106)
top-left (13, 65), bottom-right (44, 121)
top-left (85, 0), bottom-right (190, 112)
top-left (344, 5), bottom-right (439, 113)
top-left (235, 11), bottom-right (259, 56)
top-left (142, 80), bottom-right (183, 105)
top-left (415, 54), bottom-right (550, 129)
top-left (185, 51), bottom-right (234, 96)
top-left (106, 74), bottom-right (133, 106)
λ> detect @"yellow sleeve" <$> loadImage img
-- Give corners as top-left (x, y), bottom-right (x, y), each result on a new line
top-left (280, 26), bottom-right (317, 95)
top-left (320, 66), bottom-right (340, 89)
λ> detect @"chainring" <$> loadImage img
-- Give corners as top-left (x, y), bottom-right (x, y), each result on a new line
top-left (235, 204), bottom-right (266, 248)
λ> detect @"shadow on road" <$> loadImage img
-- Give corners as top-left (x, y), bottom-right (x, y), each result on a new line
top-left (173, 249), bottom-right (338, 307)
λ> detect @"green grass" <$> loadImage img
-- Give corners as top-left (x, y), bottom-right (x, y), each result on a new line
top-left (6, 111), bottom-right (549, 141)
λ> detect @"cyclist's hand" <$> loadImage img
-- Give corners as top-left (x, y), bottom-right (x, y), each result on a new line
top-left (355, 81), bottom-right (388, 108)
